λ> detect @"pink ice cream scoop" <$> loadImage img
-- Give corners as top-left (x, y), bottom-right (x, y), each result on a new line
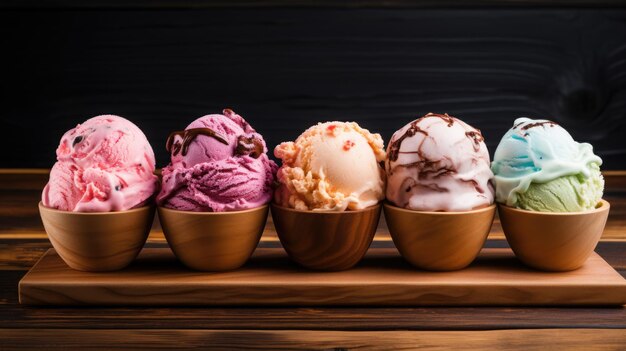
top-left (42, 115), bottom-right (159, 212)
top-left (156, 109), bottom-right (277, 212)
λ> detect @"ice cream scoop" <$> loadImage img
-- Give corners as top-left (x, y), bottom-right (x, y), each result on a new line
top-left (493, 118), bottom-right (608, 271)
top-left (40, 114), bottom-right (157, 271)
top-left (383, 113), bottom-right (495, 271)
top-left (272, 121), bottom-right (385, 270)
top-left (42, 115), bottom-right (158, 212)
top-left (491, 117), bottom-right (603, 211)
top-left (274, 121), bottom-right (386, 211)
top-left (156, 109), bottom-right (277, 212)
top-left (385, 113), bottom-right (494, 212)
top-left (156, 109), bottom-right (276, 270)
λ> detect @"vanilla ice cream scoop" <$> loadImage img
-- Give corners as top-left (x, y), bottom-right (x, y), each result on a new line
top-left (385, 113), bottom-right (494, 211)
top-left (274, 121), bottom-right (386, 211)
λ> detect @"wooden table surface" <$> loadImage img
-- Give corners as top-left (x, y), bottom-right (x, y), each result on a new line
top-left (2, 170), bottom-right (626, 349)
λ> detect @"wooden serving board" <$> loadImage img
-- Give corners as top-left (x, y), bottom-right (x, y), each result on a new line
top-left (19, 248), bottom-right (626, 306)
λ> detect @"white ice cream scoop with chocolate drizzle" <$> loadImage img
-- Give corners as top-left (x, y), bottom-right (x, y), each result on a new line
top-left (385, 113), bottom-right (495, 212)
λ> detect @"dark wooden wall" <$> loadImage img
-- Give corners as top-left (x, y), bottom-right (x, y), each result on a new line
top-left (1, 5), bottom-right (626, 168)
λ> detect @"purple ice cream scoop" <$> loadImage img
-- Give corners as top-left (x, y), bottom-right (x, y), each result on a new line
top-left (156, 109), bottom-right (277, 212)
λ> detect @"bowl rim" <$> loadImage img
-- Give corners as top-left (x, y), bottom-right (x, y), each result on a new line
top-left (39, 201), bottom-right (154, 216)
top-left (382, 201), bottom-right (496, 215)
top-left (270, 202), bottom-right (381, 214)
top-left (497, 198), bottom-right (610, 215)
top-left (157, 203), bottom-right (269, 215)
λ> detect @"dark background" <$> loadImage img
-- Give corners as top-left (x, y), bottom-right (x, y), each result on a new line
top-left (1, 3), bottom-right (626, 168)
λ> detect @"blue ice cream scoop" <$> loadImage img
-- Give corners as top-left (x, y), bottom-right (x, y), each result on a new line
top-left (491, 117), bottom-right (603, 210)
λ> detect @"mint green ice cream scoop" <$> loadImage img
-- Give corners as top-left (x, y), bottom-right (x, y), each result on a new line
top-left (491, 118), bottom-right (603, 212)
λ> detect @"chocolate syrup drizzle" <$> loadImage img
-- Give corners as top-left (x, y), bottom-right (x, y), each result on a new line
top-left (512, 121), bottom-right (525, 130)
top-left (425, 112), bottom-right (455, 127)
top-left (388, 120), bottom-right (428, 162)
top-left (388, 112), bottom-right (488, 199)
top-left (520, 121), bottom-right (557, 130)
top-left (388, 112), bottom-right (484, 161)
top-left (72, 135), bottom-right (83, 146)
top-left (236, 135), bottom-right (264, 158)
top-left (465, 130), bottom-right (484, 151)
top-left (166, 128), bottom-right (228, 156)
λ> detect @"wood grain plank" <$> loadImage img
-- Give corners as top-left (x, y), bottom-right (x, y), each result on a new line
top-left (3, 303), bottom-right (626, 330)
top-left (0, 239), bottom-right (50, 271)
top-left (2, 241), bottom-right (626, 330)
top-left (4, 266), bottom-right (626, 330)
top-left (1, 328), bottom-right (626, 350)
top-left (18, 247), bottom-right (626, 306)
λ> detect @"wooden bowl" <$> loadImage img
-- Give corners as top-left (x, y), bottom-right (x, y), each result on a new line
top-left (498, 199), bottom-right (610, 272)
top-left (271, 203), bottom-right (381, 271)
top-left (158, 205), bottom-right (268, 271)
top-left (384, 203), bottom-right (496, 271)
top-left (38, 202), bottom-right (154, 272)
